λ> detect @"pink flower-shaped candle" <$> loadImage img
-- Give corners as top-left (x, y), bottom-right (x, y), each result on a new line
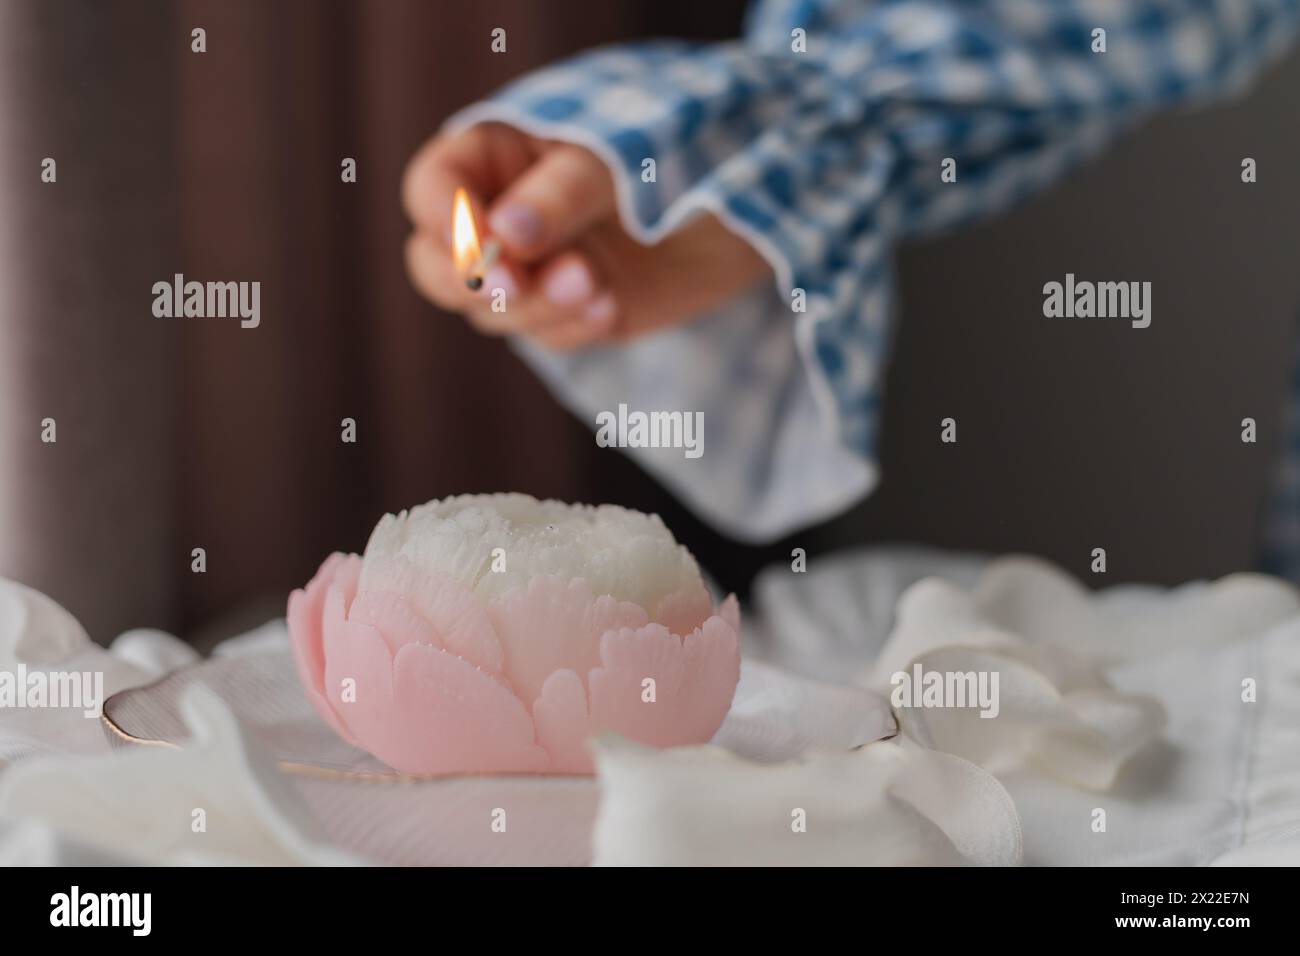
top-left (288, 494), bottom-right (741, 775)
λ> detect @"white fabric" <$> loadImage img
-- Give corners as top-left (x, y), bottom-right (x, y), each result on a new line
top-left (591, 736), bottom-right (1021, 866)
top-left (0, 687), bottom-right (357, 866)
top-left (866, 569), bottom-right (1168, 790)
top-left (10, 576), bottom-right (1000, 865)
top-left (749, 550), bottom-right (1300, 865)
top-left (0, 582), bottom-right (156, 764)
top-left (2, 548), bottom-right (1299, 866)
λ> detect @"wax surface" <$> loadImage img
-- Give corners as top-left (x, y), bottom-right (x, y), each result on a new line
top-left (288, 495), bottom-right (741, 774)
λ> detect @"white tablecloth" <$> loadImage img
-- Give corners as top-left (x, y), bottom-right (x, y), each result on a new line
top-left (1, 548), bottom-right (1296, 866)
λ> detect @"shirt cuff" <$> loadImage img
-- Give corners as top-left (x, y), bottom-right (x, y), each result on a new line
top-left (444, 46), bottom-right (884, 540)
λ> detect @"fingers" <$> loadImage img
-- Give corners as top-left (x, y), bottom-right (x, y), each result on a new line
top-left (401, 124), bottom-right (533, 238)
top-left (527, 251), bottom-right (619, 350)
top-left (402, 129), bottom-right (482, 239)
top-left (486, 144), bottom-right (617, 262)
top-left (534, 250), bottom-right (598, 309)
top-left (402, 125), bottom-right (625, 351)
top-left (523, 250), bottom-right (620, 342)
top-left (405, 232), bottom-right (526, 335)
top-left (405, 233), bottom-right (618, 344)
top-left (404, 231), bottom-right (470, 312)
top-left (403, 232), bottom-right (507, 332)
top-left (531, 294), bottom-right (618, 352)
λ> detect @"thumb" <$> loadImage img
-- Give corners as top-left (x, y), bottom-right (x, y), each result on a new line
top-left (486, 144), bottom-right (617, 261)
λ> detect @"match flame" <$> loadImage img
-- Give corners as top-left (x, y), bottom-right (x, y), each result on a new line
top-left (452, 187), bottom-right (482, 276)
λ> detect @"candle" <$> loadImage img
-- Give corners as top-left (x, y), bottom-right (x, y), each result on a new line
top-left (285, 493), bottom-right (743, 775)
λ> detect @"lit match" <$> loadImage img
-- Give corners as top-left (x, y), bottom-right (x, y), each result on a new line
top-left (452, 187), bottom-right (500, 291)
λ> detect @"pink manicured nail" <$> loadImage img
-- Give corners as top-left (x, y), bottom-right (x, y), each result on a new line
top-left (543, 262), bottom-right (595, 306)
top-left (488, 204), bottom-right (543, 248)
top-left (583, 293), bottom-right (617, 326)
top-left (481, 267), bottom-right (516, 298)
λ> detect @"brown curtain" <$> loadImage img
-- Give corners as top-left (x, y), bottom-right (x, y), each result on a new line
top-left (0, 0), bottom-right (751, 643)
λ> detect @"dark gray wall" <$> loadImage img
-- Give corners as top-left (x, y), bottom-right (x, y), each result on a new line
top-left (808, 48), bottom-right (1300, 586)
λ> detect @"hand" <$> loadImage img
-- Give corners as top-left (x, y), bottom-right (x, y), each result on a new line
top-left (402, 122), bottom-right (771, 351)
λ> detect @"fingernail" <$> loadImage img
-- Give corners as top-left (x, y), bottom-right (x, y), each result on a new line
top-left (543, 261), bottom-right (595, 306)
top-left (583, 293), bottom-right (617, 326)
top-left (481, 267), bottom-right (516, 298)
top-left (488, 204), bottom-right (543, 248)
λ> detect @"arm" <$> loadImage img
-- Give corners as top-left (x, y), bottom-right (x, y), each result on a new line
top-left (408, 0), bottom-right (1300, 540)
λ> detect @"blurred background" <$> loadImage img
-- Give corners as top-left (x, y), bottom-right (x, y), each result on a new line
top-left (1, 0), bottom-right (1297, 645)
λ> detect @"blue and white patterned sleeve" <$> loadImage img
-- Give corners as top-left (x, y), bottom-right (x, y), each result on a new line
top-left (448, 0), bottom-right (1300, 543)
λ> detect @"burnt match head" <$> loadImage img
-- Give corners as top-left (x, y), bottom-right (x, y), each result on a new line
top-left (465, 276), bottom-right (483, 292)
